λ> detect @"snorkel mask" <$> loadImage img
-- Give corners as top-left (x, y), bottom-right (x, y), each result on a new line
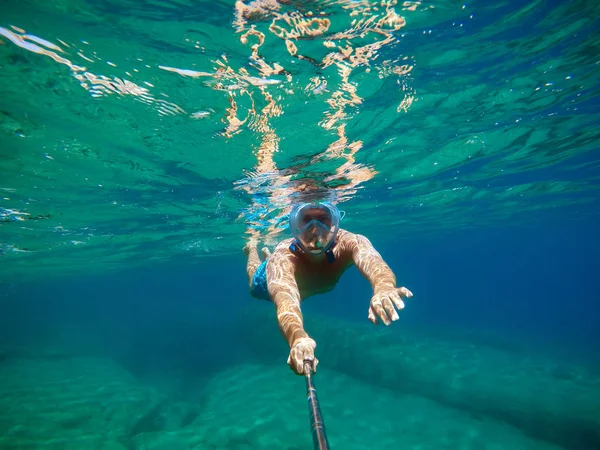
top-left (289, 201), bottom-right (341, 256)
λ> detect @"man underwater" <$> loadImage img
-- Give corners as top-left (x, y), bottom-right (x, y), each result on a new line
top-left (244, 201), bottom-right (413, 375)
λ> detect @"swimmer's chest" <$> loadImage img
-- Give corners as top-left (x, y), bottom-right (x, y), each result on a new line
top-left (295, 257), bottom-right (350, 295)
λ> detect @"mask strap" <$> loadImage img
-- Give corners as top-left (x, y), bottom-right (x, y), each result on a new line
top-left (289, 239), bottom-right (302, 255)
top-left (325, 240), bottom-right (337, 263)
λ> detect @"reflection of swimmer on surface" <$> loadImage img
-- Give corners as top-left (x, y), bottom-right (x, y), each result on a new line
top-left (244, 200), bottom-right (413, 375)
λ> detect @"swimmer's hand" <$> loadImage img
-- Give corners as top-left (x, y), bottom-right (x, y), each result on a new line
top-left (368, 287), bottom-right (413, 326)
top-left (243, 238), bottom-right (258, 256)
top-left (287, 337), bottom-right (318, 375)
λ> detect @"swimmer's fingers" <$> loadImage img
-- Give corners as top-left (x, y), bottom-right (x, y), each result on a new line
top-left (397, 287), bottom-right (413, 299)
top-left (382, 295), bottom-right (400, 323)
top-left (368, 305), bottom-right (378, 325)
top-left (369, 288), bottom-right (413, 326)
top-left (388, 291), bottom-right (405, 313)
top-left (370, 297), bottom-right (392, 326)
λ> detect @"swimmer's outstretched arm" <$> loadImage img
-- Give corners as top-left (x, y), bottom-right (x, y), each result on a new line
top-left (341, 232), bottom-right (413, 325)
top-left (345, 233), bottom-right (397, 290)
top-left (267, 256), bottom-right (306, 345)
top-left (266, 253), bottom-right (318, 374)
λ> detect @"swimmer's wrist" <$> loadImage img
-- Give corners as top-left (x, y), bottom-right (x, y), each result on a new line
top-left (373, 280), bottom-right (396, 293)
top-left (290, 330), bottom-right (309, 347)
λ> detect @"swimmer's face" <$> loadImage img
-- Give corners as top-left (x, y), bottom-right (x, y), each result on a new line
top-left (297, 208), bottom-right (334, 252)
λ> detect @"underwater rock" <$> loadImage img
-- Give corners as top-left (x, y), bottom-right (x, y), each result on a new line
top-left (132, 432), bottom-right (190, 450)
top-left (130, 399), bottom-right (202, 436)
top-left (239, 307), bottom-right (600, 450)
top-left (134, 363), bottom-right (563, 449)
top-left (0, 356), bottom-right (163, 448)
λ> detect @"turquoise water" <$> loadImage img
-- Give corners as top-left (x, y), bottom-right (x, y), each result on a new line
top-left (1, 0), bottom-right (599, 449)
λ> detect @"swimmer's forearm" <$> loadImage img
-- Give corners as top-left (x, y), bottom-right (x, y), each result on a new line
top-left (369, 262), bottom-right (397, 292)
top-left (274, 295), bottom-right (308, 347)
top-left (266, 254), bottom-right (307, 347)
top-left (352, 236), bottom-right (397, 292)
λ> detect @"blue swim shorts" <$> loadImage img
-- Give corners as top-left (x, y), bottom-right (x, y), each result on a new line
top-left (250, 260), bottom-right (271, 301)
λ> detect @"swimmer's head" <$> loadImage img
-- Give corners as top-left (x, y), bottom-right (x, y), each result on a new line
top-left (289, 201), bottom-right (340, 255)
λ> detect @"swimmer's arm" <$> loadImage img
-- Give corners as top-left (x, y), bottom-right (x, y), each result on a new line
top-left (266, 256), bottom-right (308, 347)
top-left (346, 233), bottom-right (397, 292)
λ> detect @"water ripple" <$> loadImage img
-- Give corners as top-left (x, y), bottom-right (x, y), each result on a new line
top-left (0, 0), bottom-right (598, 279)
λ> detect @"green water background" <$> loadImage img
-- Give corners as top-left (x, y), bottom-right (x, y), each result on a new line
top-left (1, 0), bottom-right (599, 449)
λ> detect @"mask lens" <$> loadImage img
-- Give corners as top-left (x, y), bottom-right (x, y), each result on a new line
top-left (290, 203), bottom-right (340, 254)
top-left (301, 209), bottom-right (332, 228)
top-left (298, 219), bottom-right (332, 252)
